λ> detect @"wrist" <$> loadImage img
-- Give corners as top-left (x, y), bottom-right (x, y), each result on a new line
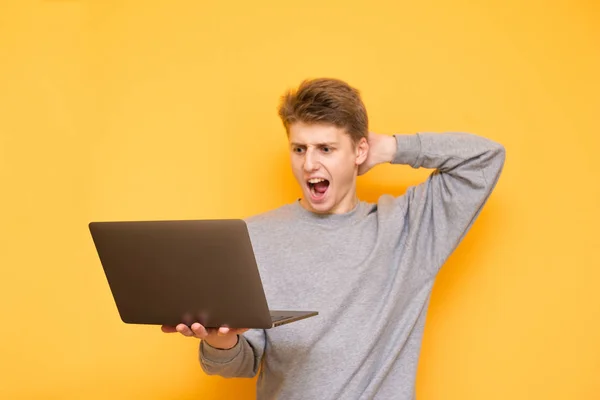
top-left (204, 334), bottom-right (239, 350)
top-left (379, 134), bottom-right (397, 164)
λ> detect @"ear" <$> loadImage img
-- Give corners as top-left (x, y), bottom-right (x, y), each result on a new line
top-left (355, 137), bottom-right (369, 166)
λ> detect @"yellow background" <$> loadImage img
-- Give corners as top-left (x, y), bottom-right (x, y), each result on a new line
top-left (1, 0), bottom-right (598, 399)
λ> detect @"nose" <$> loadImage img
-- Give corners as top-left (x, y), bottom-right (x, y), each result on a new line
top-left (303, 148), bottom-right (319, 172)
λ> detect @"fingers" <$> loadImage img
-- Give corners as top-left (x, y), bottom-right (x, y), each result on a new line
top-left (190, 323), bottom-right (209, 338)
top-left (217, 326), bottom-right (230, 336)
top-left (161, 323), bottom-right (247, 339)
top-left (176, 323), bottom-right (198, 338)
top-left (161, 325), bottom-right (177, 333)
top-left (216, 327), bottom-right (249, 336)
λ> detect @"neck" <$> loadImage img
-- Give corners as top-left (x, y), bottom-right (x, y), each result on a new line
top-left (300, 189), bottom-right (359, 215)
top-left (291, 197), bottom-right (366, 229)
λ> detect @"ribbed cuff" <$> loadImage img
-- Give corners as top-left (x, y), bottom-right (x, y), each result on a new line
top-left (200, 336), bottom-right (242, 363)
top-left (391, 134), bottom-right (422, 168)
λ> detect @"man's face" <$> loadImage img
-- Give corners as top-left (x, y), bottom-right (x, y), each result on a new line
top-left (288, 122), bottom-right (368, 214)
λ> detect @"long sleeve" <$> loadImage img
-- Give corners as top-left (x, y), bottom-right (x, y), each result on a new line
top-left (199, 328), bottom-right (266, 378)
top-left (392, 132), bottom-right (506, 273)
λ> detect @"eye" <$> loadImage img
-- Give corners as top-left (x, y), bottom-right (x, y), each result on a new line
top-left (292, 147), bottom-right (305, 154)
top-left (322, 146), bottom-right (332, 153)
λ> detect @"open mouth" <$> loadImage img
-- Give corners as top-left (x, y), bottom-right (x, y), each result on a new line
top-left (307, 178), bottom-right (330, 201)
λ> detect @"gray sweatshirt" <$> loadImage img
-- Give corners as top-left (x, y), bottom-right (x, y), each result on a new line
top-left (199, 132), bottom-right (506, 400)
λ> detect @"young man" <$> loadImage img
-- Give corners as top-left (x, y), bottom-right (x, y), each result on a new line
top-left (162, 78), bottom-right (506, 399)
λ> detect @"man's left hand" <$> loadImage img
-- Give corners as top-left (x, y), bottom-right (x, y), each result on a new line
top-left (358, 132), bottom-right (397, 175)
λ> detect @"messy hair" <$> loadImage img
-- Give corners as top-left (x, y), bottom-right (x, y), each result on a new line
top-left (277, 78), bottom-right (368, 144)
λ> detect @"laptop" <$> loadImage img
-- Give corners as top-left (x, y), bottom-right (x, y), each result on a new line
top-left (88, 219), bottom-right (318, 329)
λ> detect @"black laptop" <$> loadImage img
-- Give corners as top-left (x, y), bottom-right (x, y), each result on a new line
top-left (88, 219), bottom-right (317, 329)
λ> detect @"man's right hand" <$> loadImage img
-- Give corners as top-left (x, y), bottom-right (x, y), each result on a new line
top-left (161, 323), bottom-right (249, 350)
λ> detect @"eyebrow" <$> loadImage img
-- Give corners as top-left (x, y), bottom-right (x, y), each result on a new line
top-left (290, 142), bottom-right (337, 147)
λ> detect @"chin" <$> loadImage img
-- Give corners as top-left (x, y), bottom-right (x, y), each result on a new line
top-left (311, 203), bottom-right (334, 214)
top-left (301, 194), bottom-right (334, 214)
top-left (307, 197), bottom-right (341, 215)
